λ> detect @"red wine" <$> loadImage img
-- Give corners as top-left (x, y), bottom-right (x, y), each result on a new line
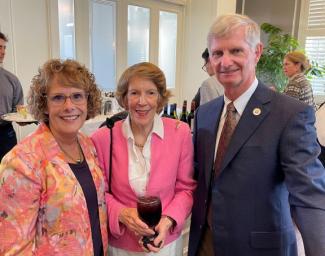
top-left (137, 196), bottom-right (162, 227)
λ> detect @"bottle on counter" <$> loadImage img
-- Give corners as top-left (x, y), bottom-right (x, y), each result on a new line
top-left (180, 100), bottom-right (188, 123)
top-left (187, 100), bottom-right (196, 130)
top-left (170, 103), bottom-right (178, 119)
top-left (162, 104), bottom-right (169, 117)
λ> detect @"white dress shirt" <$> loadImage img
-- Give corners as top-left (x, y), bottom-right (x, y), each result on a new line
top-left (122, 114), bottom-right (164, 196)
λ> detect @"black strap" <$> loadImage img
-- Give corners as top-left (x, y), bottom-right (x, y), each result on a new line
top-left (103, 111), bottom-right (128, 194)
top-left (106, 117), bottom-right (114, 194)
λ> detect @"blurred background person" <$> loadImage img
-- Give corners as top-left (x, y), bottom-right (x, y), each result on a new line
top-left (0, 59), bottom-right (108, 255)
top-left (192, 48), bottom-right (223, 108)
top-left (0, 31), bottom-right (23, 161)
top-left (91, 62), bottom-right (196, 255)
top-left (283, 51), bottom-right (316, 109)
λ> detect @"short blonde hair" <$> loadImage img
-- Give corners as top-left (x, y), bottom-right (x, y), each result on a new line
top-left (284, 51), bottom-right (311, 72)
top-left (116, 62), bottom-right (172, 113)
top-left (207, 13), bottom-right (260, 51)
top-left (27, 59), bottom-right (102, 122)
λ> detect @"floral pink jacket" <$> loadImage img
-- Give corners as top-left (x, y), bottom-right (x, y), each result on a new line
top-left (0, 123), bottom-right (108, 255)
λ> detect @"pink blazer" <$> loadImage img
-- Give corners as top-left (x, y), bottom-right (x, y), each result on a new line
top-left (91, 117), bottom-right (196, 252)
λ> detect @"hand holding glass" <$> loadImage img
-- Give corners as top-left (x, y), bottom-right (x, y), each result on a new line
top-left (137, 195), bottom-right (162, 250)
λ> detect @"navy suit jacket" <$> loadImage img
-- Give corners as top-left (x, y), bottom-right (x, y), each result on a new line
top-left (188, 83), bottom-right (325, 256)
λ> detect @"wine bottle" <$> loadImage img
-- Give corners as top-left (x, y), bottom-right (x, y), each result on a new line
top-left (180, 100), bottom-right (188, 122)
top-left (170, 103), bottom-right (178, 119)
top-left (162, 104), bottom-right (169, 117)
top-left (187, 100), bottom-right (196, 130)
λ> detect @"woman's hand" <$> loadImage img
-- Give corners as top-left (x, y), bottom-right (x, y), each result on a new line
top-left (118, 207), bottom-right (155, 236)
top-left (140, 216), bottom-right (174, 253)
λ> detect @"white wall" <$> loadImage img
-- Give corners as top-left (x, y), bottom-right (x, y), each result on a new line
top-left (0, 0), bottom-right (51, 98)
top-left (181, 0), bottom-right (236, 104)
top-left (0, 0), bottom-right (53, 140)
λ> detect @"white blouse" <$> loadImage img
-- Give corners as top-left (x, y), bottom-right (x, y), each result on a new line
top-left (122, 114), bottom-right (164, 196)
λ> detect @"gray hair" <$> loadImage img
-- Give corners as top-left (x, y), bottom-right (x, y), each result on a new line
top-left (207, 14), bottom-right (260, 52)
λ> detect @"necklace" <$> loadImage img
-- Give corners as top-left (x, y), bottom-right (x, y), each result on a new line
top-left (58, 139), bottom-right (84, 164)
top-left (134, 142), bottom-right (144, 148)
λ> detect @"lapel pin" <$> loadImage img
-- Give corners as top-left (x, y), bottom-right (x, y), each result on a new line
top-left (253, 108), bottom-right (261, 116)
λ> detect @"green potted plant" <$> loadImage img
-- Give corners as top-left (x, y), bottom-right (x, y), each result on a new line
top-left (256, 23), bottom-right (325, 92)
top-left (256, 23), bottom-right (299, 91)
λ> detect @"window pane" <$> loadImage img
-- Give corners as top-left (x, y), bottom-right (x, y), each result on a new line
top-left (58, 0), bottom-right (75, 59)
top-left (305, 36), bottom-right (325, 96)
top-left (91, 0), bottom-right (116, 91)
top-left (159, 11), bottom-right (177, 88)
top-left (128, 5), bottom-right (150, 66)
top-left (308, 0), bottom-right (325, 29)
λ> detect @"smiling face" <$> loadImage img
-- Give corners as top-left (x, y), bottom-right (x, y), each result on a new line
top-left (46, 76), bottom-right (88, 140)
top-left (125, 77), bottom-right (159, 132)
top-left (283, 57), bottom-right (301, 78)
top-left (209, 26), bottom-right (262, 100)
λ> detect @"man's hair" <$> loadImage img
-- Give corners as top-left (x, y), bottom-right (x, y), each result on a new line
top-left (202, 48), bottom-right (209, 62)
top-left (207, 14), bottom-right (260, 52)
top-left (0, 32), bottom-right (8, 42)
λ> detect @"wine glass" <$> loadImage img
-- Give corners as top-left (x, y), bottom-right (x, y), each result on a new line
top-left (137, 195), bottom-right (162, 249)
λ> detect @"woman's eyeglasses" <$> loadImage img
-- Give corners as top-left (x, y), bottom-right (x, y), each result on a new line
top-left (46, 92), bottom-right (89, 106)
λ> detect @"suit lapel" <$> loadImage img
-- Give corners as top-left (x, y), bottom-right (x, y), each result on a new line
top-left (219, 84), bottom-right (273, 175)
top-left (201, 98), bottom-right (224, 187)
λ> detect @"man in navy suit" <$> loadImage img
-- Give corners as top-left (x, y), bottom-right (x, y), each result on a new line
top-left (188, 14), bottom-right (325, 256)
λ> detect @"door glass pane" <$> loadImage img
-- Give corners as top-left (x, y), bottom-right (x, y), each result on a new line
top-left (58, 0), bottom-right (75, 59)
top-left (91, 0), bottom-right (116, 91)
top-left (128, 5), bottom-right (150, 66)
top-left (159, 11), bottom-right (177, 88)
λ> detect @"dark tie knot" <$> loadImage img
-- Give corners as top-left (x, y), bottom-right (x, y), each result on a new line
top-left (227, 102), bottom-right (236, 113)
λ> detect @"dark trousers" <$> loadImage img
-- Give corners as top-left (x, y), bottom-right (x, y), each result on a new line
top-left (0, 123), bottom-right (17, 161)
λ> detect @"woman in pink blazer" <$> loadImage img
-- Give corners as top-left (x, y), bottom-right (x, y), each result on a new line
top-left (91, 62), bottom-right (196, 255)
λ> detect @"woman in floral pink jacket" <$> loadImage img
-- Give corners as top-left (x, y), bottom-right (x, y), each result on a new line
top-left (0, 59), bottom-right (108, 255)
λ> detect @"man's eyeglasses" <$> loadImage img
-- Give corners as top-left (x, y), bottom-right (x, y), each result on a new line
top-left (46, 92), bottom-right (89, 106)
top-left (202, 63), bottom-right (208, 72)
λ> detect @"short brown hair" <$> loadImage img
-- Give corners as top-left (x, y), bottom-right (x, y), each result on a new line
top-left (115, 62), bottom-right (172, 113)
top-left (27, 59), bottom-right (102, 122)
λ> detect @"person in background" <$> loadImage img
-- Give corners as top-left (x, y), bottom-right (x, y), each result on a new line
top-left (283, 51), bottom-right (316, 109)
top-left (91, 62), bottom-right (196, 255)
top-left (0, 59), bottom-right (108, 255)
top-left (0, 31), bottom-right (24, 161)
top-left (192, 48), bottom-right (224, 108)
top-left (188, 14), bottom-right (325, 256)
